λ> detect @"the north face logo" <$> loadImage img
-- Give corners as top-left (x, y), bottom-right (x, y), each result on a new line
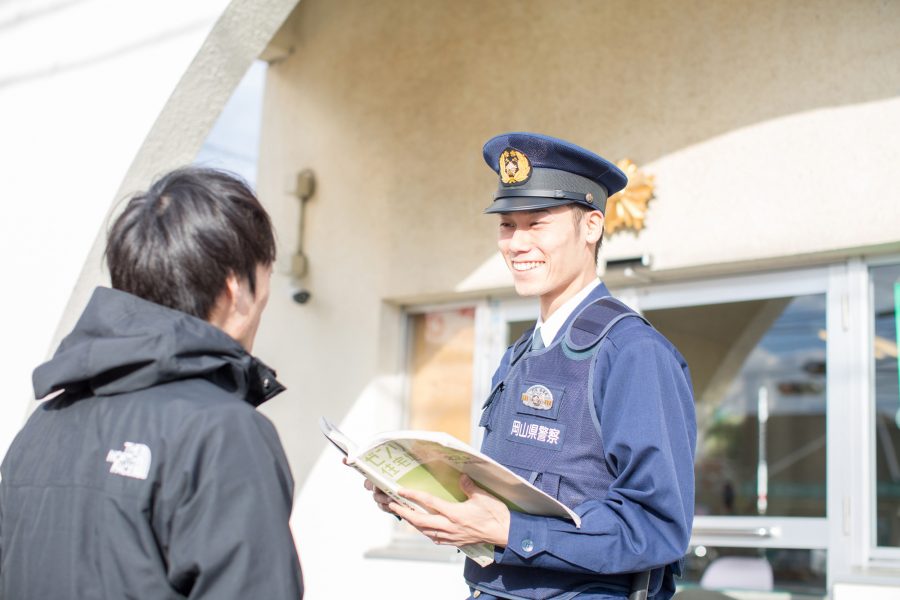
top-left (106, 442), bottom-right (152, 480)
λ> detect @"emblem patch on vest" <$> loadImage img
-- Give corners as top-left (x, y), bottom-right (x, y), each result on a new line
top-left (499, 148), bottom-right (532, 185)
top-left (522, 384), bottom-right (554, 410)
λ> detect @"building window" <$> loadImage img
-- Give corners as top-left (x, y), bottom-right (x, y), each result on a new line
top-left (406, 307), bottom-right (476, 443)
top-left (364, 305), bottom-right (478, 563)
top-left (871, 263), bottom-right (900, 548)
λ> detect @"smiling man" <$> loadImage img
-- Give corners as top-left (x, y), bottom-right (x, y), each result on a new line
top-left (370, 133), bottom-right (697, 600)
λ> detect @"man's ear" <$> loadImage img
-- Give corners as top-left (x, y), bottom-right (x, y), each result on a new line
top-left (208, 273), bottom-right (242, 326)
top-left (223, 272), bottom-right (242, 308)
top-left (584, 210), bottom-right (604, 244)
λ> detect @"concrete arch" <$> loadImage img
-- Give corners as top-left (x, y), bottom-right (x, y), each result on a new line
top-left (0, 0), bottom-right (299, 459)
top-left (56, 0), bottom-right (300, 344)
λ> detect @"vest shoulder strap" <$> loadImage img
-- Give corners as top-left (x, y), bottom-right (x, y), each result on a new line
top-left (565, 296), bottom-right (649, 352)
top-left (507, 325), bottom-right (535, 368)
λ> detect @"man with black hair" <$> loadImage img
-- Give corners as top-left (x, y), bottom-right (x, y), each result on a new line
top-left (0, 167), bottom-right (304, 599)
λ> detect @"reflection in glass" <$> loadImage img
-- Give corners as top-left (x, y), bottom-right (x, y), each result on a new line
top-left (871, 264), bottom-right (900, 548)
top-left (646, 295), bottom-right (827, 518)
top-left (507, 320), bottom-right (534, 346)
top-left (407, 307), bottom-right (476, 443)
top-left (681, 546), bottom-right (826, 597)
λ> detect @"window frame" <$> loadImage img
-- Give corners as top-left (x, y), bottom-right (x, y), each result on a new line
top-left (864, 255), bottom-right (900, 565)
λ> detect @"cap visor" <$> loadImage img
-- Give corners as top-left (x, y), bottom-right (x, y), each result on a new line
top-left (483, 196), bottom-right (576, 214)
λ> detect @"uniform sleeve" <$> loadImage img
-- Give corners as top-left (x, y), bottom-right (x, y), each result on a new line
top-left (496, 334), bottom-right (696, 574)
top-left (161, 408), bottom-right (304, 599)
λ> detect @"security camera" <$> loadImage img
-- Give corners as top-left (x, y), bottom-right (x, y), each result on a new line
top-left (292, 289), bottom-right (311, 304)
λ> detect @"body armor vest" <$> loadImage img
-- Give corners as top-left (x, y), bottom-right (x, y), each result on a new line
top-left (465, 297), bottom-right (649, 599)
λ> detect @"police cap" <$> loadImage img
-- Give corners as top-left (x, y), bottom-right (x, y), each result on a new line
top-left (482, 132), bottom-right (627, 214)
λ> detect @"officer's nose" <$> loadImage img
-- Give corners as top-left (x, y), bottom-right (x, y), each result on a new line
top-left (507, 228), bottom-right (533, 253)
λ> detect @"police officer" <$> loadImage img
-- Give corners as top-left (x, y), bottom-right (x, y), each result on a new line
top-left (370, 133), bottom-right (697, 600)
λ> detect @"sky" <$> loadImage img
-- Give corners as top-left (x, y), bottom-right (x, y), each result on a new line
top-left (194, 59), bottom-right (266, 186)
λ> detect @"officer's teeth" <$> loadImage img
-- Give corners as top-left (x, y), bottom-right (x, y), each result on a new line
top-left (514, 262), bottom-right (543, 271)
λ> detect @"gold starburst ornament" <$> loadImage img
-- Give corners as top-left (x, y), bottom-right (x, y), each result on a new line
top-left (605, 159), bottom-right (655, 235)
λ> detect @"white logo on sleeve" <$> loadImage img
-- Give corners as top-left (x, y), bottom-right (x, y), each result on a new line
top-left (106, 442), bottom-right (152, 480)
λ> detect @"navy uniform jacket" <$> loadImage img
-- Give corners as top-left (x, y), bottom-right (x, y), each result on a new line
top-left (468, 283), bottom-right (696, 599)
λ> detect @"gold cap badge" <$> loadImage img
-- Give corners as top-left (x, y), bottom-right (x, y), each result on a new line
top-left (499, 148), bottom-right (532, 185)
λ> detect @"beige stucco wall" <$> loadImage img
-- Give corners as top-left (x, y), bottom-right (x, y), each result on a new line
top-left (257, 0), bottom-right (900, 470)
top-left (253, 1), bottom-right (900, 596)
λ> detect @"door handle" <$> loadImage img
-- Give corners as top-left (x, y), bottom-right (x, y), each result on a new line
top-left (692, 526), bottom-right (778, 538)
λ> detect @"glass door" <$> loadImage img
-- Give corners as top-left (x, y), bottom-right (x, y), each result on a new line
top-left (482, 267), bottom-right (834, 598)
top-left (626, 267), bottom-right (831, 598)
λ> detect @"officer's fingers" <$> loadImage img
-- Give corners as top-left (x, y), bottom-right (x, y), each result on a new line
top-left (366, 482), bottom-right (393, 502)
top-left (464, 477), bottom-right (503, 507)
top-left (397, 511), bottom-right (452, 543)
top-left (363, 478), bottom-right (375, 491)
top-left (398, 487), bottom-right (453, 516)
top-left (459, 474), bottom-right (480, 499)
top-left (371, 487), bottom-right (390, 502)
top-left (388, 500), bottom-right (433, 528)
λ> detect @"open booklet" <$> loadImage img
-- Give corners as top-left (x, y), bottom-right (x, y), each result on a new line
top-left (319, 416), bottom-right (580, 567)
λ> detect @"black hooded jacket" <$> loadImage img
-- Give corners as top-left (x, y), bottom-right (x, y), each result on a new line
top-left (0, 287), bottom-right (303, 599)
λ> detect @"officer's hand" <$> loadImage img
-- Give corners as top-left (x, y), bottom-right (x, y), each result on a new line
top-left (345, 457), bottom-right (402, 516)
top-left (363, 477), bottom-right (400, 515)
top-left (390, 474), bottom-right (510, 548)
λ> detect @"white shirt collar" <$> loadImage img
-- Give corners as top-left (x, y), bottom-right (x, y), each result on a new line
top-left (534, 279), bottom-right (601, 347)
